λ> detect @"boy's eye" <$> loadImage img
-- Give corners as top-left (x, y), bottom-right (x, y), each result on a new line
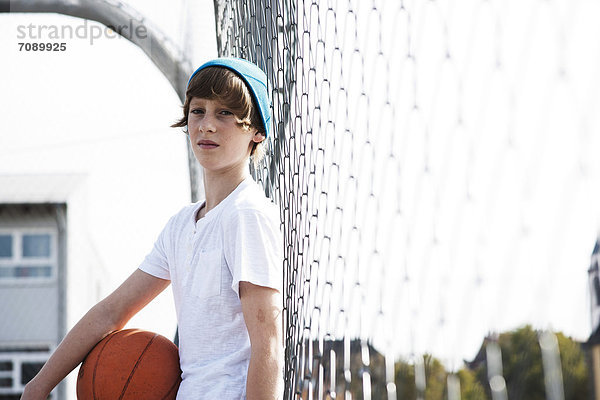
top-left (220, 110), bottom-right (234, 116)
top-left (190, 108), bottom-right (204, 114)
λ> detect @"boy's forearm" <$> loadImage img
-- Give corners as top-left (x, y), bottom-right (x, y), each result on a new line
top-left (23, 270), bottom-right (169, 399)
top-left (23, 301), bottom-right (121, 397)
top-left (246, 348), bottom-right (283, 400)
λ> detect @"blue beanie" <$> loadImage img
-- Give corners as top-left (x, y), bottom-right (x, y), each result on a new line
top-left (187, 57), bottom-right (272, 139)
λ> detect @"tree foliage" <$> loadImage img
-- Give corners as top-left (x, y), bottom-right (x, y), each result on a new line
top-left (456, 368), bottom-right (487, 400)
top-left (308, 326), bottom-right (589, 399)
top-left (391, 326), bottom-right (588, 400)
top-left (468, 325), bottom-right (589, 400)
top-left (394, 354), bottom-right (447, 399)
top-left (554, 332), bottom-right (589, 400)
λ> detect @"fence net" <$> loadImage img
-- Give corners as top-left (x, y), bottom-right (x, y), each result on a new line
top-left (3, 0), bottom-right (599, 398)
top-left (215, 0), bottom-right (600, 399)
top-left (213, 0), bottom-right (600, 399)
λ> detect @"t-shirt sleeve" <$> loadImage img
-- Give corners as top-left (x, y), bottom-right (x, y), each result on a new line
top-left (223, 207), bottom-right (283, 297)
top-left (138, 216), bottom-right (173, 281)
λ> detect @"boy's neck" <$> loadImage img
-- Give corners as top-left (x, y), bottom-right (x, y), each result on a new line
top-left (200, 166), bottom-right (249, 218)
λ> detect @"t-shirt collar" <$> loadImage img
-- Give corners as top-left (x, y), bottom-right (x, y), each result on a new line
top-left (193, 176), bottom-right (253, 225)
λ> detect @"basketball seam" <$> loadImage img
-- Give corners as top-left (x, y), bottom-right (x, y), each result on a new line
top-left (92, 332), bottom-right (118, 400)
top-left (118, 333), bottom-right (158, 400)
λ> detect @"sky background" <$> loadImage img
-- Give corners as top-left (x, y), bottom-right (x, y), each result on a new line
top-left (1, 0), bottom-right (218, 340)
top-left (1, 0), bottom-right (600, 374)
top-left (287, 0), bottom-right (600, 367)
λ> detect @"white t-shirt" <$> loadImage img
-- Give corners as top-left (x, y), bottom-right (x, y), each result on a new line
top-left (138, 177), bottom-right (283, 399)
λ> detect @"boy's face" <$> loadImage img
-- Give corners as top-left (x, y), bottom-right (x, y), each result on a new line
top-left (187, 97), bottom-right (264, 173)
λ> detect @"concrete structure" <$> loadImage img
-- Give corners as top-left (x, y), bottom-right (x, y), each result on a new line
top-left (0, 174), bottom-right (104, 400)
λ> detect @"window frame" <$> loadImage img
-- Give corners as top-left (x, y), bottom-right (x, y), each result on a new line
top-left (0, 348), bottom-right (54, 398)
top-left (0, 228), bottom-right (58, 284)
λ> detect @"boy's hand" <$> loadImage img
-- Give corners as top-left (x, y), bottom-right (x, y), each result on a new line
top-left (20, 269), bottom-right (170, 400)
top-left (21, 378), bottom-right (51, 400)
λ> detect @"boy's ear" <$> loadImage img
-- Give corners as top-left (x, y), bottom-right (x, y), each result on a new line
top-left (252, 132), bottom-right (266, 143)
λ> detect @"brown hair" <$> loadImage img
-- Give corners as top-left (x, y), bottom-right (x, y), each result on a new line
top-left (171, 67), bottom-right (267, 163)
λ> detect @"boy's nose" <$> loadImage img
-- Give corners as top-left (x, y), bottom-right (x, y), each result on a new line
top-left (198, 115), bottom-right (216, 133)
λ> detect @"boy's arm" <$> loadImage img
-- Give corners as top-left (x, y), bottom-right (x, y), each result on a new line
top-left (21, 269), bottom-right (170, 400)
top-left (240, 281), bottom-right (283, 400)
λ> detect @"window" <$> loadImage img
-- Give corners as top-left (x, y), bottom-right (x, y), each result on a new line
top-left (0, 230), bottom-right (56, 282)
top-left (22, 235), bottom-right (51, 258)
top-left (0, 349), bottom-right (52, 399)
top-left (0, 236), bottom-right (12, 258)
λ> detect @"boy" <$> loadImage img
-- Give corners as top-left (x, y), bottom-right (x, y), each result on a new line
top-left (22, 58), bottom-right (283, 399)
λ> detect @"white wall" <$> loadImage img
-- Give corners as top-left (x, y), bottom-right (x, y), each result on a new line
top-left (0, 210), bottom-right (59, 344)
top-left (1, 11), bottom-right (197, 400)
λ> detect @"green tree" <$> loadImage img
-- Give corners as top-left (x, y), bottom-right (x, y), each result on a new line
top-left (394, 358), bottom-right (417, 399)
top-left (556, 332), bottom-right (589, 400)
top-left (456, 368), bottom-right (487, 400)
top-left (467, 325), bottom-right (589, 400)
top-left (394, 354), bottom-right (447, 400)
top-left (314, 326), bottom-right (589, 399)
top-left (423, 355), bottom-right (448, 400)
top-left (501, 325), bottom-right (545, 399)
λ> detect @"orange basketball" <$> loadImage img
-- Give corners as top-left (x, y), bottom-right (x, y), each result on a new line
top-left (77, 329), bottom-right (181, 400)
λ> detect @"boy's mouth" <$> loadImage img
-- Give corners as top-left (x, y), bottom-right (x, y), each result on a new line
top-left (198, 140), bottom-right (219, 149)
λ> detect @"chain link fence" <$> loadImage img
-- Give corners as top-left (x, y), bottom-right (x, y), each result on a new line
top-left (213, 0), bottom-right (600, 398)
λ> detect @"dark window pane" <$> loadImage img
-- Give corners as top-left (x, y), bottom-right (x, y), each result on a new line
top-left (0, 346), bottom-right (50, 353)
top-left (14, 266), bottom-right (52, 278)
top-left (0, 360), bottom-right (12, 371)
top-left (22, 234), bottom-right (50, 258)
top-left (0, 235), bottom-right (12, 258)
top-left (0, 377), bottom-right (12, 387)
top-left (0, 395), bottom-right (22, 400)
top-left (21, 361), bottom-right (45, 385)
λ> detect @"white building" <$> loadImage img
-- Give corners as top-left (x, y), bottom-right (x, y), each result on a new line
top-left (0, 174), bottom-right (105, 399)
